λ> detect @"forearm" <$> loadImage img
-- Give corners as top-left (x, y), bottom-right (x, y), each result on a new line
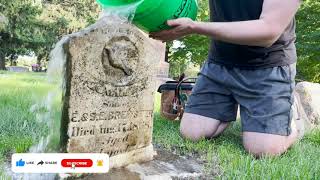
top-left (149, 0), bottom-right (300, 45)
top-left (191, 20), bottom-right (280, 47)
top-left (190, 0), bottom-right (300, 47)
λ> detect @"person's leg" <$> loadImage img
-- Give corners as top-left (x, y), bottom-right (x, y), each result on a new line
top-left (243, 129), bottom-right (298, 158)
top-left (230, 63), bottom-right (299, 157)
top-left (180, 113), bottom-right (230, 141)
top-left (180, 62), bottom-right (238, 141)
top-left (243, 91), bottom-right (310, 157)
top-left (212, 122), bottom-right (230, 138)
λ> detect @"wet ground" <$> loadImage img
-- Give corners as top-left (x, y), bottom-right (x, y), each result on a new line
top-left (70, 146), bottom-right (205, 180)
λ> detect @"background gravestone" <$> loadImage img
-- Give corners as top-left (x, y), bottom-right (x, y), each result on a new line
top-left (60, 18), bottom-right (162, 168)
top-left (6, 66), bottom-right (29, 72)
top-left (296, 82), bottom-right (320, 128)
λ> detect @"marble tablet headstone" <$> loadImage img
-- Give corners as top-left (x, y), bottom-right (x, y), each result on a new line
top-left (60, 18), bottom-right (162, 168)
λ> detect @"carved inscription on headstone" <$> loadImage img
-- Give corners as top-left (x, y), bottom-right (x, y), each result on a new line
top-left (61, 20), bottom-right (161, 167)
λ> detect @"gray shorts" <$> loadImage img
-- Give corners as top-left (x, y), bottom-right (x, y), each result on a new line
top-left (185, 61), bottom-right (296, 136)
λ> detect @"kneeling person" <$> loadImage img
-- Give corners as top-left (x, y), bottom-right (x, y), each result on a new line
top-left (151, 0), bottom-right (305, 157)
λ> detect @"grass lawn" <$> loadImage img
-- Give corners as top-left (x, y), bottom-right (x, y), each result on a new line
top-left (0, 71), bottom-right (61, 178)
top-left (0, 72), bottom-right (320, 179)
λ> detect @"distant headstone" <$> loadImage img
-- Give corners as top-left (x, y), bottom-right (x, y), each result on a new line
top-left (60, 19), bottom-right (162, 168)
top-left (154, 43), bottom-right (171, 86)
top-left (296, 82), bottom-right (320, 128)
top-left (156, 61), bottom-right (171, 87)
top-left (6, 66), bottom-right (29, 72)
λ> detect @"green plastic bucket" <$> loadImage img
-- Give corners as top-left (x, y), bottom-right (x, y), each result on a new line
top-left (96, 0), bottom-right (198, 32)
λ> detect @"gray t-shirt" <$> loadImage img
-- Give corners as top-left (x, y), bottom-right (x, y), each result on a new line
top-left (208, 0), bottom-right (297, 69)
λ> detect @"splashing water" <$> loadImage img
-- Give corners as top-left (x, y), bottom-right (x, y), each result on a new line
top-left (99, 0), bottom-right (143, 22)
top-left (3, 38), bottom-right (68, 180)
top-left (26, 36), bottom-right (71, 155)
top-left (3, 2), bottom-right (144, 180)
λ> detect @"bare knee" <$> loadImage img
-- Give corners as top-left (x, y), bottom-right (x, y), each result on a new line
top-left (244, 141), bottom-right (286, 158)
top-left (180, 113), bottom-right (224, 142)
top-left (180, 124), bottom-right (203, 142)
top-left (243, 132), bottom-right (297, 158)
top-left (180, 116), bottom-right (206, 141)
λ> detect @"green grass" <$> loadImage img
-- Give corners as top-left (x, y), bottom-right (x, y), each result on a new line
top-left (1, 72), bottom-right (320, 179)
top-left (0, 71), bottom-right (61, 174)
top-left (153, 94), bottom-right (320, 179)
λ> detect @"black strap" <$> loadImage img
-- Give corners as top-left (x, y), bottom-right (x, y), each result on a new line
top-left (175, 77), bottom-right (197, 105)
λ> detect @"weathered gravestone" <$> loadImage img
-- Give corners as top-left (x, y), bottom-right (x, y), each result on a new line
top-left (296, 82), bottom-right (320, 128)
top-left (7, 66), bottom-right (29, 72)
top-left (60, 18), bottom-right (162, 168)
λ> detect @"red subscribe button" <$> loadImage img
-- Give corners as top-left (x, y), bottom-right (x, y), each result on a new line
top-left (61, 159), bottom-right (93, 168)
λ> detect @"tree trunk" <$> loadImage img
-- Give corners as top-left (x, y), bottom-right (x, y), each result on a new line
top-left (0, 52), bottom-right (6, 70)
top-left (10, 58), bottom-right (13, 66)
top-left (165, 44), bottom-right (169, 63)
top-left (37, 54), bottom-right (44, 67)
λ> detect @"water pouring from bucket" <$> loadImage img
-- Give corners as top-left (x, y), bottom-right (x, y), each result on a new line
top-left (96, 0), bottom-right (198, 32)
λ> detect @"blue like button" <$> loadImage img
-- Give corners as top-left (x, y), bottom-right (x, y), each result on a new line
top-left (16, 159), bottom-right (25, 167)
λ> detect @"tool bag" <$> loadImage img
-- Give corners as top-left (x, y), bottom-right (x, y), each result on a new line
top-left (157, 76), bottom-right (196, 121)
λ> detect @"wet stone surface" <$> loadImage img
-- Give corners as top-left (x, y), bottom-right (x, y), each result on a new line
top-left (60, 18), bottom-right (163, 168)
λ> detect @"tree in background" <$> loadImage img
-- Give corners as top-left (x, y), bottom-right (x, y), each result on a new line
top-left (168, 0), bottom-right (209, 77)
top-left (0, 12), bottom-right (7, 69)
top-left (0, 0), bottom-right (45, 70)
top-left (0, 0), bottom-right (99, 70)
top-left (296, 0), bottom-right (320, 82)
top-left (35, 0), bottom-right (99, 67)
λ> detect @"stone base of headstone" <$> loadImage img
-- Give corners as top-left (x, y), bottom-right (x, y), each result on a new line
top-left (62, 146), bottom-right (205, 180)
top-left (296, 82), bottom-right (320, 128)
top-left (109, 144), bottom-right (155, 169)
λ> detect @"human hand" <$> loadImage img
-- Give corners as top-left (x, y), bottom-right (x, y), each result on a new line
top-left (149, 18), bottom-right (195, 42)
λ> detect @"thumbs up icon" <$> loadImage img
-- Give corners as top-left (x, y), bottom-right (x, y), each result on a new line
top-left (16, 159), bottom-right (25, 167)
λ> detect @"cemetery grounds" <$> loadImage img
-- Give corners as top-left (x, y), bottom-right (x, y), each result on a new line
top-left (0, 71), bottom-right (320, 179)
